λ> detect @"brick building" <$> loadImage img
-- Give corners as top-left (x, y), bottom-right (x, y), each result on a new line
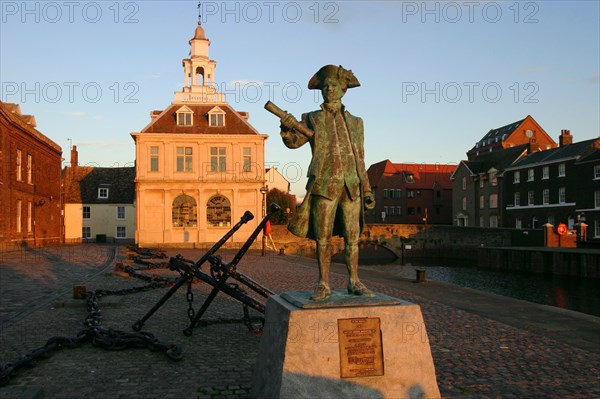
top-left (451, 145), bottom-right (529, 227)
top-left (466, 115), bottom-right (556, 160)
top-left (366, 160), bottom-right (454, 224)
top-left (0, 101), bottom-right (62, 247)
top-left (453, 116), bottom-right (559, 228)
top-left (504, 131), bottom-right (600, 240)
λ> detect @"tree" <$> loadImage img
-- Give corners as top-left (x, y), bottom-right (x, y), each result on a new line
top-left (266, 188), bottom-right (295, 224)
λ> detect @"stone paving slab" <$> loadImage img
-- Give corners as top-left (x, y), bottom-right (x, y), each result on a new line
top-left (0, 245), bottom-right (598, 398)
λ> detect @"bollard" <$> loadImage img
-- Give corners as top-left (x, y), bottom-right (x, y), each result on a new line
top-left (73, 285), bottom-right (87, 299)
top-left (415, 269), bottom-right (426, 283)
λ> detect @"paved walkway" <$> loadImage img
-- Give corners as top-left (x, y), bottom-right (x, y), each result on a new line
top-left (0, 244), bottom-right (598, 398)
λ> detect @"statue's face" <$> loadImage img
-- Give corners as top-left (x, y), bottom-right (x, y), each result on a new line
top-left (321, 78), bottom-right (345, 103)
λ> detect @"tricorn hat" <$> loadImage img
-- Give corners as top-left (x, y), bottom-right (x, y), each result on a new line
top-left (308, 65), bottom-right (361, 90)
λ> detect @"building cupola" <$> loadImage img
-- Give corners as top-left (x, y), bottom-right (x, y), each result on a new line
top-left (174, 19), bottom-right (224, 103)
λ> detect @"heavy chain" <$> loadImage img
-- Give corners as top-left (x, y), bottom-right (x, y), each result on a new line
top-left (0, 249), bottom-right (182, 387)
top-left (0, 293), bottom-right (182, 386)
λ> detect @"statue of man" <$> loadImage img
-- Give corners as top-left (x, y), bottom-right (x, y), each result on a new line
top-left (279, 65), bottom-right (375, 301)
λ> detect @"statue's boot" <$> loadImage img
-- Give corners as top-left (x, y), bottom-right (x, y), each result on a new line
top-left (311, 241), bottom-right (332, 301)
top-left (346, 243), bottom-right (374, 297)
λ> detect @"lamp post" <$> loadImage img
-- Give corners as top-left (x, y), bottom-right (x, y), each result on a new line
top-left (260, 186), bottom-right (268, 256)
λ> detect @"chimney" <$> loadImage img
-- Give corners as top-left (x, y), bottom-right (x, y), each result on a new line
top-left (559, 129), bottom-right (573, 147)
top-left (71, 145), bottom-right (78, 167)
top-left (527, 140), bottom-right (541, 154)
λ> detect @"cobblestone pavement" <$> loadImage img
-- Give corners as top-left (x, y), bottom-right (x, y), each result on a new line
top-left (0, 244), bottom-right (598, 398)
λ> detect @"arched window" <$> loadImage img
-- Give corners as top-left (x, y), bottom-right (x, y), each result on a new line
top-left (207, 195), bottom-right (231, 227)
top-left (172, 194), bottom-right (197, 227)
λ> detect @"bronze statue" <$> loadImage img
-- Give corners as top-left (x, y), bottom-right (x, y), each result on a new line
top-left (269, 65), bottom-right (375, 301)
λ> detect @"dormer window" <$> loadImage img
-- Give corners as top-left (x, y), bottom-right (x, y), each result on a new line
top-left (176, 106), bottom-right (194, 126)
top-left (208, 106), bottom-right (225, 127)
top-left (98, 187), bottom-right (109, 199)
top-left (404, 173), bottom-right (415, 183)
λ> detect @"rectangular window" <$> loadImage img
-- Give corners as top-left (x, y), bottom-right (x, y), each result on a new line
top-left (150, 146), bottom-right (159, 172)
top-left (595, 220), bottom-right (600, 238)
top-left (559, 187), bottom-right (566, 203)
top-left (558, 163), bottom-right (565, 177)
top-left (176, 147), bottom-right (193, 172)
top-left (16, 200), bottom-right (21, 233)
top-left (515, 217), bottom-right (522, 229)
top-left (514, 192), bottom-right (520, 206)
top-left (595, 191), bottom-right (600, 208)
top-left (489, 215), bottom-right (498, 228)
top-left (542, 166), bottom-right (549, 179)
top-left (396, 189), bottom-right (402, 199)
top-left (543, 189), bottom-right (549, 205)
top-left (116, 226), bottom-right (126, 238)
top-left (462, 197), bottom-right (467, 211)
top-left (489, 194), bottom-right (498, 209)
top-left (527, 169), bottom-right (534, 181)
top-left (242, 147), bottom-right (252, 172)
top-left (462, 177), bottom-right (467, 190)
top-left (389, 207), bottom-right (395, 216)
top-left (26, 154), bottom-right (32, 184)
top-left (396, 206), bottom-right (401, 216)
top-left (27, 202), bottom-right (32, 233)
top-left (479, 195), bottom-right (484, 209)
top-left (528, 190), bottom-right (534, 206)
top-left (383, 189), bottom-right (389, 199)
top-left (407, 207), bottom-right (415, 215)
top-left (98, 187), bottom-right (109, 199)
top-left (595, 165), bottom-right (600, 179)
top-left (407, 190), bottom-right (415, 199)
top-left (383, 206), bottom-right (388, 215)
top-left (209, 113), bottom-right (224, 126)
top-left (177, 112), bottom-right (192, 126)
top-left (117, 206), bottom-right (125, 220)
top-left (82, 226), bottom-right (91, 239)
top-left (16, 149), bottom-right (22, 181)
top-left (479, 216), bottom-right (485, 227)
top-left (514, 171), bottom-right (520, 183)
top-left (210, 147), bottom-right (226, 172)
top-left (479, 179), bottom-right (484, 188)
top-left (83, 206), bottom-right (91, 219)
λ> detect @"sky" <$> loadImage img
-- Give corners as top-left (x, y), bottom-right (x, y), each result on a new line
top-left (1, 0), bottom-right (599, 196)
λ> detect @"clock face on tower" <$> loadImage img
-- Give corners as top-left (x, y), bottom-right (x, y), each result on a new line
top-left (525, 130), bottom-right (533, 138)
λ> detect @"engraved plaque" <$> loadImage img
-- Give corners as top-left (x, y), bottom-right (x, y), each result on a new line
top-left (338, 317), bottom-right (384, 378)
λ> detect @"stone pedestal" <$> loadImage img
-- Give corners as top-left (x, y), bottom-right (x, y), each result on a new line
top-left (252, 291), bottom-right (440, 399)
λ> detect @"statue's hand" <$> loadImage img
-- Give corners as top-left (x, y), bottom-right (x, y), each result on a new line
top-left (364, 192), bottom-right (375, 210)
top-left (280, 113), bottom-right (297, 131)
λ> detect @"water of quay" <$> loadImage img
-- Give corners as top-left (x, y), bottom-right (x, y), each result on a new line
top-left (360, 259), bottom-right (600, 317)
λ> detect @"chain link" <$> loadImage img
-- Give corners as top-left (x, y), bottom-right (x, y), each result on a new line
top-left (186, 280), bottom-right (195, 322)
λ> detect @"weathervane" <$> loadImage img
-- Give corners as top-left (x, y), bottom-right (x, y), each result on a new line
top-left (197, 1), bottom-right (201, 23)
